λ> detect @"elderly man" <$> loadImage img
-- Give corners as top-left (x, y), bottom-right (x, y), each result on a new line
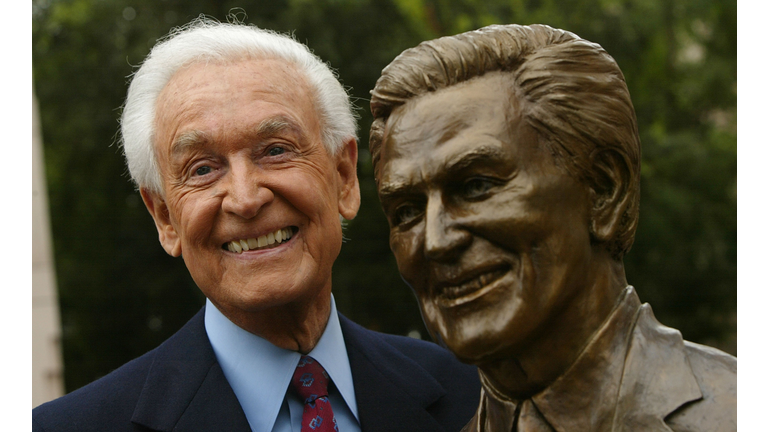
top-left (33, 19), bottom-right (480, 432)
top-left (369, 24), bottom-right (736, 431)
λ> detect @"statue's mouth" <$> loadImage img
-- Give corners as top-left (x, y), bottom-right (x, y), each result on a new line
top-left (432, 264), bottom-right (511, 307)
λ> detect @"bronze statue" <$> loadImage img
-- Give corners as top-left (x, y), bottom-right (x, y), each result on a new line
top-left (369, 24), bottom-right (736, 431)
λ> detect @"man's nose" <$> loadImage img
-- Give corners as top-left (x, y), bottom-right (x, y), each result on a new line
top-left (424, 194), bottom-right (471, 262)
top-left (221, 162), bottom-right (274, 219)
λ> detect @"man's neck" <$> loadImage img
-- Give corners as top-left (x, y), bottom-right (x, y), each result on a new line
top-left (210, 285), bottom-right (333, 354)
top-left (478, 254), bottom-right (627, 400)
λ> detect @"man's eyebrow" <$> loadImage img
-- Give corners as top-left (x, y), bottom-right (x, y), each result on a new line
top-left (169, 115), bottom-right (303, 157)
top-left (254, 115), bottom-right (302, 138)
top-left (170, 130), bottom-right (211, 157)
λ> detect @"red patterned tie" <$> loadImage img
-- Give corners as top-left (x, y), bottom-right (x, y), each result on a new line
top-left (291, 356), bottom-right (338, 431)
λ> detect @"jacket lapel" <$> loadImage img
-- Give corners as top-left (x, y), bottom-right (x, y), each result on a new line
top-left (614, 305), bottom-right (702, 432)
top-left (129, 308), bottom-right (465, 431)
top-left (130, 307), bottom-right (251, 431)
top-left (339, 314), bottom-right (448, 432)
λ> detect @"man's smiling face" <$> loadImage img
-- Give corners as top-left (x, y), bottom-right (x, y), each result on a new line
top-left (376, 72), bottom-right (594, 363)
top-left (145, 58), bottom-right (359, 323)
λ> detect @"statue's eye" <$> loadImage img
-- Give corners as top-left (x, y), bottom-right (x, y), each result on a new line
top-left (195, 166), bottom-right (212, 176)
top-left (462, 178), bottom-right (494, 199)
top-left (268, 146), bottom-right (285, 156)
top-left (394, 204), bottom-right (422, 226)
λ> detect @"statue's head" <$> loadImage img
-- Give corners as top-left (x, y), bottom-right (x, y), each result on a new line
top-left (370, 24), bottom-right (641, 363)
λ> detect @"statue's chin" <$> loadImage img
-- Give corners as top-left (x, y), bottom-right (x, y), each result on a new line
top-left (438, 328), bottom-right (509, 366)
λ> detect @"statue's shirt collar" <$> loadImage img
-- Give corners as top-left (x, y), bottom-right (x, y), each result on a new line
top-left (477, 286), bottom-right (642, 431)
top-left (528, 286), bottom-right (641, 431)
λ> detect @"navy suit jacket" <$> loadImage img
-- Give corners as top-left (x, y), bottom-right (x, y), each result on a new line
top-left (33, 307), bottom-right (481, 431)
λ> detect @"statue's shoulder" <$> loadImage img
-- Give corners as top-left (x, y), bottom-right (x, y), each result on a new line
top-left (666, 341), bottom-right (736, 432)
top-left (683, 339), bottom-right (737, 378)
top-left (684, 340), bottom-right (736, 403)
top-left (622, 303), bottom-right (736, 431)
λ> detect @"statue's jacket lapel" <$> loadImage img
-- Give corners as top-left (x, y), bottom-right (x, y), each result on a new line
top-left (613, 304), bottom-right (702, 431)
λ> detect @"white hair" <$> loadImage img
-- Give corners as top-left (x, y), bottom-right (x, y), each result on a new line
top-left (120, 17), bottom-right (358, 194)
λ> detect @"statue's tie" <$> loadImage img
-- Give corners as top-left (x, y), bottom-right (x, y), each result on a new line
top-left (291, 356), bottom-right (338, 431)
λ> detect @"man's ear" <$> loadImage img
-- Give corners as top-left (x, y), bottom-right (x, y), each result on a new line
top-left (140, 188), bottom-right (182, 257)
top-left (335, 137), bottom-right (361, 220)
top-left (589, 150), bottom-right (632, 243)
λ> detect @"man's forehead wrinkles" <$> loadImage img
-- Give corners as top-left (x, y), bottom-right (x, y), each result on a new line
top-left (169, 114), bottom-right (304, 158)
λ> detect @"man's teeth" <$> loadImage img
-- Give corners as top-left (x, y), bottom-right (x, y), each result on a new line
top-left (227, 228), bottom-right (293, 253)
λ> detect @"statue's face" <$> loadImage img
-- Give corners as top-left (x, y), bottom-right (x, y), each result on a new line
top-left (376, 72), bottom-right (594, 363)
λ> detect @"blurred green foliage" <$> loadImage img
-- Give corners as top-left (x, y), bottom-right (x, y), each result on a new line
top-left (33, 0), bottom-right (736, 392)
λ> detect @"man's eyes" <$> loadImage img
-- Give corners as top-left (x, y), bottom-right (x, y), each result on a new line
top-left (185, 144), bottom-right (291, 177)
top-left (194, 165), bottom-right (213, 176)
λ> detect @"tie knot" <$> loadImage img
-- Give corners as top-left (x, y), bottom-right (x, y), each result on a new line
top-left (291, 356), bottom-right (331, 402)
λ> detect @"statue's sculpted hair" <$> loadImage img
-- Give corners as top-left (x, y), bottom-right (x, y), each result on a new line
top-left (120, 17), bottom-right (357, 195)
top-left (369, 24), bottom-right (641, 258)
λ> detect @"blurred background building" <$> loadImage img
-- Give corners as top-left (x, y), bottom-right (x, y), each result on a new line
top-left (33, 90), bottom-right (64, 406)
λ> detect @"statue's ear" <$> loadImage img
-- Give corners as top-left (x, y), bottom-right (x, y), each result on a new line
top-left (589, 150), bottom-right (632, 243)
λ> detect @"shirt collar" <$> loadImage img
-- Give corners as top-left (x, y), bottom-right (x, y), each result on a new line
top-left (307, 297), bottom-right (359, 421)
top-left (204, 294), bottom-right (358, 431)
top-left (530, 286), bottom-right (642, 431)
top-left (475, 286), bottom-right (642, 432)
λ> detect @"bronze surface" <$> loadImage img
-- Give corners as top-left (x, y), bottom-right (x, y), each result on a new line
top-left (370, 24), bottom-right (735, 431)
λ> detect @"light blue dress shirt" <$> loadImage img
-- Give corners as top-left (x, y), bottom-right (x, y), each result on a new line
top-left (205, 295), bottom-right (361, 432)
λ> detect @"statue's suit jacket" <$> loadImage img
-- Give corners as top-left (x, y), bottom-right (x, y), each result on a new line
top-left (463, 289), bottom-right (736, 432)
top-left (33, 307), bottom-right (481, 432)
top-left (614, 305), bottom-right (736, 431)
